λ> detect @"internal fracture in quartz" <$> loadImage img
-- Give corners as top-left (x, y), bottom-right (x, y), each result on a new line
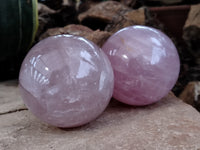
top-left (19, 35), bottom-right (114, 127)
top-left (102, 25), bottom-right (180, 106)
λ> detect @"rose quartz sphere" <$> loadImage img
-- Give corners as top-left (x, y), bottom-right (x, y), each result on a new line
top-left (19, 35), bottom-right (114, 128)
top-left (102, 25), bottom-right (180, 106)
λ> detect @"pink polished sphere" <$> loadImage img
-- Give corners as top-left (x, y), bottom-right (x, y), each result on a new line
top-left (19, 35), bottom-right (114, 127)
top-left (102, 25), bottom-right (180, 106)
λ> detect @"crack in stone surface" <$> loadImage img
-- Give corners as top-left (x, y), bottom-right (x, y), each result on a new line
top-left (0, 108), bottom-right (28, 116)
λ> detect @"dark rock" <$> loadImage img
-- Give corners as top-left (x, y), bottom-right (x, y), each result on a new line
top-left (183, 4), bottom-right (200, 64)
top-left (36, 4), bottom-right (78, 41)
top-left (85, 30), bottom-right (111, 47)
top-left (62, 0), bottom-right (74, 6)
top-left (78, 1), bottom-right (131, 30)
top-left (38, 3), bottom-right (56, 14)
top-left (39, 24), bottom-right (93, 40)
top-left (179, 81), bottom-right (200, 111)
top-left (36, 3), bottom-right (57, 39)
top-left (120, 0), bottom-right (137, 7)
top-left (145, 0), bottom-right (182, 5)
top-left (39, 24), bottom-right (111, 47)
top-left (38, 0), bottom-right (63, 10)
top-left (105, 7), bottom-right (145, 33)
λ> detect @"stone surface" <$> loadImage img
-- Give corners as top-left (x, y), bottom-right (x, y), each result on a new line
top-left (78, 1), bottom-right (131, 29)
top-left (40, 24), bottom-right (111, 47)
top-left (36, 2), bottom-right (78, 39)
top-left (120, 0), bottom-right (136, 7)
top-left (36, 3), bottom-right (57, 38)
top-left (102, 25), bottom-right (180, 105)
top-left (38, 3), bottom-right (56, 15)
top-left (78, 1), bottom-right (130, 22)
top-left (0, 80), bottom-right (26, 115)
top-left (1, 82), bottom-right (200, 150)
top-left (179, 81), bottom-right (200, 111)
top-left (86, 30), bottom-right (111, 47)
top-left (19, 35), bottom-right (114, 127)
top-left (184, 3), bottom-right (200, 29)
top-left (105, 7), bottom-right (146, 33)
top-left (39, 24), bottom-right (93, 40)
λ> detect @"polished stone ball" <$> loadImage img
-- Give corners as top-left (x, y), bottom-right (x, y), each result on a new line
top-left (102, 25), bottom-right (180, 106)
top-left (19, 35), bottom-right (114, 127)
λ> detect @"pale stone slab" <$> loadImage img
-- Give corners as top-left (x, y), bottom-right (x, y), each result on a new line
top-left (0, 80), bottom-right (26, 115)
top-left (0, 81), bottom-right (200, 150)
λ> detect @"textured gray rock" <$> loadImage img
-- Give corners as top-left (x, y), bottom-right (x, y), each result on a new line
top-left (0, 80), bottom-right (26, 115)
top-left (0, 81), bottom-right (200, 150)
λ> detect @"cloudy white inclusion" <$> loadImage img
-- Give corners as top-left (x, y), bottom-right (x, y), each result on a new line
top-left (76, 51), bottom-right (96, 79)
top-left (150, 37), bottom-right (166, 65)
top-left (151, 47), bottom-right (166, 65)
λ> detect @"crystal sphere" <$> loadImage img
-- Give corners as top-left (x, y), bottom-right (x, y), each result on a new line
top-left (19, 35), bottom-right (114, 127)
top-left (102, 25), bottom-right (180, 106)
